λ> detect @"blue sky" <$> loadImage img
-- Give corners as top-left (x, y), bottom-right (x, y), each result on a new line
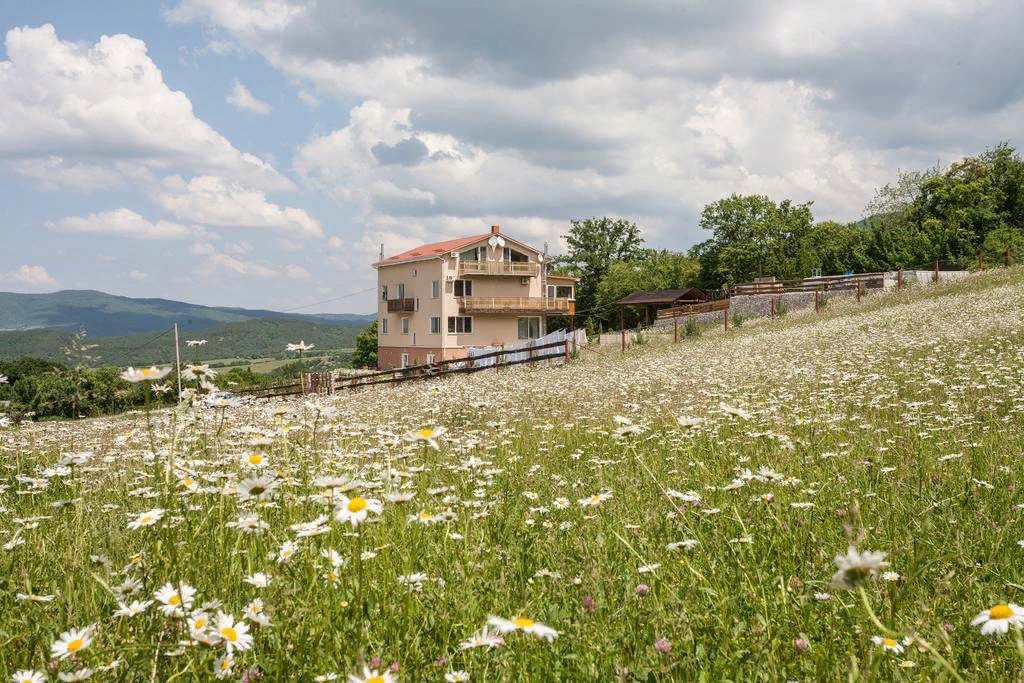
top-left (1, 0), bottom-right (1021, 313)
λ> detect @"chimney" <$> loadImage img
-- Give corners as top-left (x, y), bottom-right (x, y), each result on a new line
top-left (491, 225), bottom-right (500, 235)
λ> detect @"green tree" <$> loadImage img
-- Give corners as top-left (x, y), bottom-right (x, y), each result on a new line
top-left (351, 321), bottom-right (378, 369)
top-left (551, 217), bottom-right (645, 321)
top-left (595, 250), bottom-right (700, 327)
top-left (695, 195), bottom-right (815, 287)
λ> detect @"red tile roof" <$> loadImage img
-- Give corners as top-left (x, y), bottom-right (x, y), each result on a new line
top-left (375, 233), bottom-right (493, 266)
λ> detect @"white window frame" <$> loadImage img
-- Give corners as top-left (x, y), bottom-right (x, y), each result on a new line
top-left (547, 285), bottom-right (575, 299)
top-left (447, 316), bottom-right (473, 334)
top-left (402, 318), bottom-right (410, 335)
top-left (426, 353), bottom-right (436, 365)
top-left (431, 280), bottom-right (440, 298)
top-left (400, 353), bottom-right (409, 368)
top-left (453, 279), bottom-right (473, 297)
top-left (396, 283), bottom-right (405, 299)
top-left (518, 317), bottom-right (542, 340)
top-left (380, 318), bottom-right (388, 334)
top-left (430, 316), bottom-right (441, 334)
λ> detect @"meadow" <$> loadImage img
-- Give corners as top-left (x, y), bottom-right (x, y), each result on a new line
top-left (2, 268), bottom-right (1024, 682)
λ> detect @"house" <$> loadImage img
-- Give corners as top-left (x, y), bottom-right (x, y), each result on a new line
top-left (373, 225), bottom-right (577, 369)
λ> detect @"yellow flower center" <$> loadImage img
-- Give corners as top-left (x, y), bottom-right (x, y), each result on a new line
top-left (248, 454), bottom-right (262, 465)
top-left (991, 604), bottom-right (1014, 619)
top-left (883, 638), bottom-right (897, 647)
top-left (367, 677), bottom-right (385, 683)
top-left (140, 515), bottom-right (152, 524)
top-left (419, 428), bottom-right (433, 437)
top-left (347, 497), bottom-right (367, 513)
top-left (220, 659), bottom-right (230, 670)
top-left (168, 595), bottom-right (181, 605)
top-left (513, 618), bottom-right (534, 628)
top-left (590, 496), bottom-right (600, 503)
top-left (141, 368), bottom-right (151, 376)
top-left (221, 627), bottom-right (237, 641)
top-left (328, 571), bottom-right (338, 581)
top-left (67, 638), bottom-right (84, 652)
top-left (194, 618), bottom-right (206, 629)
top-left (420, 512), bottom-right (431, 519)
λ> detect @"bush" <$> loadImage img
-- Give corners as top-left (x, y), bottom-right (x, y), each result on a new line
top-left (684, 317), bottom-right (701, 338)
top-left (775, 299), bottom-right (789, 317)
top-left (731, 313), bottom-right (745, 328)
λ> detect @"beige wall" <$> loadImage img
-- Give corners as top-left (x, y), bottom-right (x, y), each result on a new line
top-left (377, 235), bottom-right (552, 368)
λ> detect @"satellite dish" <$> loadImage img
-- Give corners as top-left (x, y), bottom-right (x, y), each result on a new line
top-left (495, 236), bottom-right (506, 248)
top-left (488, 236), bottom-right (498, 248)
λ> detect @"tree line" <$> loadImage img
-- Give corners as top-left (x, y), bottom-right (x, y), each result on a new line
top-left (552, 143), bottom-right (1024, 331)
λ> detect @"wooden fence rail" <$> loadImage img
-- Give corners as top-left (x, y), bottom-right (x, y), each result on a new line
top-left (732, 272), bottom-right (886, 295)
top-left (656, 298), bottom-right (731, 320)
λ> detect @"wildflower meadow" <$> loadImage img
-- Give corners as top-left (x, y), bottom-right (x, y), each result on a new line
top-left (3, 268), bottom-right (1024, 681)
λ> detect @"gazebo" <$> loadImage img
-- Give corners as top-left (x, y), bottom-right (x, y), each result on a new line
top-left (613, 288), bottom-right (707, 324)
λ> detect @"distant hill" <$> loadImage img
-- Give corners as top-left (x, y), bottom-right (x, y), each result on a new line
top-left (0, 289), bottom-right (375, 337)
top-left (0, 317), bottom-right (366, 367)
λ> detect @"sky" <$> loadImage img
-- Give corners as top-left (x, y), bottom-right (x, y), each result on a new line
top-left (0, 0), bottom-right (1021, 314)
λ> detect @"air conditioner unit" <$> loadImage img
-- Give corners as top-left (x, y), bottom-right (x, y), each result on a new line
top-left (445, 274), bottom-right (455, 281)
top-left (520, 277), bottom-right (530, 285)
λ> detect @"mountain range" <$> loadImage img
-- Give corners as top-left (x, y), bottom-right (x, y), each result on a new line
top-left (0, 289), bottom-right (375, 337)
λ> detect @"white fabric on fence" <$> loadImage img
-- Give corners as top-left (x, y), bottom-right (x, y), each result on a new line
top-left (464, 328), bottom-right (588, 368)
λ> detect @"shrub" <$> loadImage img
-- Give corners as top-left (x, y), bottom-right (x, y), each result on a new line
top-left (731, 313), bottom-right (745, 328)
top-left (684, 317), bottom-right (701, 338)
top-left (775, 299), bottom-right (789, 317)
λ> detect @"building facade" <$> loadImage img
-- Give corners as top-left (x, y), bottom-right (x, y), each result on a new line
top-left (374, 225), bottom-right (576, 369)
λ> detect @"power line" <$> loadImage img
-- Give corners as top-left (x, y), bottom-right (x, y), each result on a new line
top-left (275, 287), bottom-right (377, 314)
top-left (128, 326), bottom-right (174, 352)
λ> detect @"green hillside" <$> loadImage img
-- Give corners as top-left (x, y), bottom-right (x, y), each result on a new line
top-left (0, 318), bottom-right (365, 367)
top-left (0, 289), bottom-right (375, 337)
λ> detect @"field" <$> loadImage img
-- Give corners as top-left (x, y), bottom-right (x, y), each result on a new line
top-left (2, 268), bottom-right (1024, 681)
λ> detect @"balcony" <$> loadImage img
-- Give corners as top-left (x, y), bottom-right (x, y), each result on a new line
top-left (386, 297), bottom-right (415, 312)
top-left (457, 261), bottom-right (539, 277)
top-left (459, 296), bottom-right (574, 315)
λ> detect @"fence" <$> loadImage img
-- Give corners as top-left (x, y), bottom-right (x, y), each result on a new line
top-left (656, 298), bottom-right (731, 320)
top-left (732, 272), bottom-right (886, 295)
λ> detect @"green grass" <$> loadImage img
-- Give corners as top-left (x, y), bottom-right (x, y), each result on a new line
top-left (2, 268), bottom-right (1024, 681)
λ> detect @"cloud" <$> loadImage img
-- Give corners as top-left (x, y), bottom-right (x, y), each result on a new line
top-left (127, 269), bottom-right (148, 280)
top-left (204, 252), bottom-right (277, 278)
top-left (155, 175), bottom-right (323, 237)
top-left (1, 265), bottom-right (57, 289)
top-left (9, 157), bottom-right (127, 193)
top-left (48, 208), bottom-right (197, 240)
top-left (0, 24), bottom-right (293, 191)
top-left (284, 264), bottom-right (311, 280)
top-left (168, 0), bottom-right (1024, 263)
top-left (226, 79), bottom-right (272, 114)
top-left (297, 90), bottom-right (319, 107)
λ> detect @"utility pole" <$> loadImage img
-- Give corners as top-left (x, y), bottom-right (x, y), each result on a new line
top-left (173, 323), bottom-right (182, 404)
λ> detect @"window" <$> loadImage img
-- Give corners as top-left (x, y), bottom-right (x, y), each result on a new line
top-left (504, 248), bottom-right (530, 263)
top-left (426, 353), bottom-right (436, 365)
top-left (431, 280), bottom-right (440, 298)
top-left (447, 316), bottom-right (472, 334)
top-left (415, 297), bottom-right (420, 311)
top-left (380, 318), bottom-right (388, 334)
top-left (400, 353), bottom-right (409, 368)
top-left (396, 283), bottom-right (405, 299)
top-left (412, 269), bottom-right (417, 277)
top-left (430, 317), bottom-right (441, 334)
top-left (453, 279), bottom-right (473, 297)
top-left (381, 285), bottom-right (388, 301)
top-left (518, 317), bottom-right (541, 340)
top-left (402, 318), bottom-right (410, 334)
top-left (547, 285), bottom-right (575, 299)
top-left (460, 246), bottom-right (483, 261)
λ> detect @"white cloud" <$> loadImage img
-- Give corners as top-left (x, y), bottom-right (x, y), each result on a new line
top-left (190, 241), bottom-right (217, 256)
top-left (0, 24), bottom-right (293, 191)
top-left (49, 208), bottom-right (197, 240)
top-left (204, 252), bottom-right (276, 278)
top-left (297, 90), bottom-right (319, 108)
top-left (284, 264), bottom-right (311, 280)
top-left (155, 175), bottom-right (324, 238)
top-left (9, 157), bottom-right (126, 193)
top-left (226, 79), bottom-right (272, 114)
top-left (127, 269), bottom-right (148, 280)
top-left (1, 265), bottom-right (57, 289)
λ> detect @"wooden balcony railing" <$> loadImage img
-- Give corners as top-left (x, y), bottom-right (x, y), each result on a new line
top-left (457, 261), bottom-right (539, 277)
top-left (386, 298), bottom-right (416, 312)
top-left (459, 296), bottom-right (573, 314)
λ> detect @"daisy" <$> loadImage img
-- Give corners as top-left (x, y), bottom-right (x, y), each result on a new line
top-left (486, 616), bottom-right (559, 642)
top-left (335, 495), bottom-right (382, 527)
top-left (459, 628), bottom-right (504, 649)
top-left (871, 635), bottom-right (904, 653)
top-left (154, 582), bottom-right (197, 617)
top-left (578, 492), bottom-right (612, 507)
top-left (51, 624), bottom-right (96, 660)
top-left (245, 599), bottom-right (271, 627)
top-left (113, 600), bottom-right (153, 618)
top-left (277, 540), bottom-right (299, 563)
top-left (971, 603), bottom-right (1024, 635)
top-left (244, 573), bottom-right (272, 588)
top-left (214, 612), bottom-right (253, 653)
top-left (225, 514), bottom-right (270, 534)
top-left (445, 673), bottom-right (471, 682)
top-left (16, 593), bottom-right (56, 602)
top-left (291, 515), bottom-right (331, 538)
top-left (127, 508), bottom-right (165, 530)
top-left (57, 669), bottom-right (93, 682)
top-left (403, 426), bottom-right (447, 449)
top-left (638, 564), bottom-right (660, 574)
top-left (347, 667), bottom-right (395, 683)
top-left (236, 477), bottom-right (279, 501)
top-left (121, 366), bottom-right (172, 382)
top-left (213, 655), bottom-right (232, 679)
top-left (829, 546), bottom-right (889, 589)
top-left (11, 671), bottom-right (45, 683)
top-left (666, 540), bottom-right (699, 551)
top-left (187, 612), bottom-right (212, 639)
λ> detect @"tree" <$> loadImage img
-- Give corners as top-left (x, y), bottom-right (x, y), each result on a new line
top-left (595, 249), bottom-right (700, 327)
top-left (351, 321), bottom-right (378, 369)
top-left (551, 217), bottom-right (645, 321)
top-left (696, 195), bottom-right (815, 286)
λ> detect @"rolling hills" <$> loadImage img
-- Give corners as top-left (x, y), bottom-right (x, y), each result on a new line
top-left (0, 289), bottom-right (374, 337)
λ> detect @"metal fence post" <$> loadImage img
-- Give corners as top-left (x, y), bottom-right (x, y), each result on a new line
top-left (724, 306), bottom-right (728, 332)
top-left (771, 297), bottom-right (775, 319)
top-left (934, 259), bottom-right (939, 283)
top-left (674, 316), bottom-right (679, 343)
